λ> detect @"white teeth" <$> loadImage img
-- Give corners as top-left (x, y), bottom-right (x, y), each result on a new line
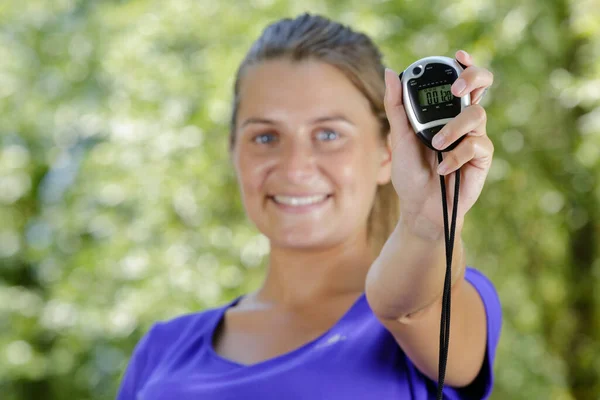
top-left (273, 194), bottom-right (328, 206)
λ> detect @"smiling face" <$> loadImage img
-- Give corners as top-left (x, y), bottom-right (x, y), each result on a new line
top-left (232, 58), bottom-right (391, 251)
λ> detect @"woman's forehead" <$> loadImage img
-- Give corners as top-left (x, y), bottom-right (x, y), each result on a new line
top-left (237, 59), bottom-right (372, 119)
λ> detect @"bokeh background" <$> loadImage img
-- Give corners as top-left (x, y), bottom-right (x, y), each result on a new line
top-left (1, 0), bottom-right (599, 399)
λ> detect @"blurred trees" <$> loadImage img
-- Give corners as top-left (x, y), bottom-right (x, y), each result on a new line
top-left (0, 0), bottom-right (598, 399)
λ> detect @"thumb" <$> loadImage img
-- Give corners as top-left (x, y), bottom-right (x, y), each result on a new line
top-left (384, 68), bottom-right (413, 148)
top-left (384, 67), bottom-right (404, 110)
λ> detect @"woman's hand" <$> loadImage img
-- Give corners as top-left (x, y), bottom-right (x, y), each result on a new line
top-left (383, 50), bottom-right (494, 232)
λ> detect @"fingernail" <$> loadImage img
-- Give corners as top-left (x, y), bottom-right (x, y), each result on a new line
top-left (458, 50), bottom-right (470, 59)
top-left (432, 133), bottom-right (445, 149)
top-left (437, 163), bottom-right (449, 175)
top-left (453, 79), bottom-right (466, 95)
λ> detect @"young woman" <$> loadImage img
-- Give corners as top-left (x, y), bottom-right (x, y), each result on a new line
top-left (118, 13), bottom-right (501, 399)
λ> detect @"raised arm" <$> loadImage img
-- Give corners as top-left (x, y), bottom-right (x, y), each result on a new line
top-left (367, 49), bottom-right (495, 388)
top-left (366, 213), bottom-right (486, 387)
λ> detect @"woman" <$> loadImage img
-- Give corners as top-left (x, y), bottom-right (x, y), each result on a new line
top-left (117, 13), bottom-right (501, 399)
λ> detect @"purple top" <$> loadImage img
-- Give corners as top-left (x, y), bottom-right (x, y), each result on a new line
top-left (117, 267), bottom-right (501, 399)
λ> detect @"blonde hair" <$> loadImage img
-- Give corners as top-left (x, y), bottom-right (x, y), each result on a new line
top-left (229, 13), bottom-right (400, 255)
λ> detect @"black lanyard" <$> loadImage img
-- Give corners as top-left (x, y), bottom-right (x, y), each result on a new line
top-left (435, 151), bottom-right (460, 400)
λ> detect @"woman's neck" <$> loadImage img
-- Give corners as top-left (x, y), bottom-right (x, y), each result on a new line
top-left (253, 230), bottom-right (374, 308)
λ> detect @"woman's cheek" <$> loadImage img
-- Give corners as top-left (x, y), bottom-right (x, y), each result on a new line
top-left (328, 151), bottom-right (360, 184)
top-left (245, 163), bottom-right (273, 203)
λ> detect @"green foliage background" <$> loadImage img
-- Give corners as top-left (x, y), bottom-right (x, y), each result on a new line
top-left (1, 0), bottom-right (599, 399)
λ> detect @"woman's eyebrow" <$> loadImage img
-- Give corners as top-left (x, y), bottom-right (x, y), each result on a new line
top-left (240, 117), bottom-right (276, 128)
top-left (240, 114), bottom-right (355, 128)
top-left (310, 115), bottom-right (355, 126)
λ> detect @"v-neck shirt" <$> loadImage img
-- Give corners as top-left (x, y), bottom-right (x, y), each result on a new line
top-left (117, 267), bottom-right (501, 399)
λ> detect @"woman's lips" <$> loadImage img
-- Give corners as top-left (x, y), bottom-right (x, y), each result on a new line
top-left (268, 194), bottom-right (332, 214)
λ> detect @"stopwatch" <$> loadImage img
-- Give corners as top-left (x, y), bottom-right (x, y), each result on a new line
top-left (400, 56), bottom-right (470, 151)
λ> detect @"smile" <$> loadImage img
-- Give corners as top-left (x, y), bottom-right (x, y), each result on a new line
top-left (272, 194), bottom-right (330, 206)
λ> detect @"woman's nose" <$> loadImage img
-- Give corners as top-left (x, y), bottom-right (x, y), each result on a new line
top-left (279, 141), bottom-right (318, 184)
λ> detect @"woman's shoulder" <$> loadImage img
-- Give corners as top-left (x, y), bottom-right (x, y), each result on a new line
top-left (464, 266), bottom-right (502, 324)
top-left (117, 297), bottom-right (242, 398)
top-left (464, 266), bottom-right (496, 286)
top-left (132, 296), bottom-right (241, 360)
top-left (464, 267), bottom-right (501, 305)
top-left (150, 296), bottom-right (241, 341)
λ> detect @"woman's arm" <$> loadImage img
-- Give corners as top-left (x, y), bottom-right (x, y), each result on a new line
top-left (365, 211), bottom-right (487, 388)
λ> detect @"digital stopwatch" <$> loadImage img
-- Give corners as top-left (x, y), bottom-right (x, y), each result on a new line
top-left (400, 56), bottom-right (470, 152)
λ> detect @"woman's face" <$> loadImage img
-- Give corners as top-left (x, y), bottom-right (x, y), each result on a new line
top-left (232, 59), bottom-right (391, 251)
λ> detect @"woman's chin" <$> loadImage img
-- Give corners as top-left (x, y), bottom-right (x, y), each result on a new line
top-left (268, 228), bottom-right (339, 251)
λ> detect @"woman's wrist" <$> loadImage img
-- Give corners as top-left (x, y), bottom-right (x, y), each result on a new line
top-left (398, 211), bottom-right (464, 243)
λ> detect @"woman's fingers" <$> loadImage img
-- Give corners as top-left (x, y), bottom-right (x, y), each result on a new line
top-left (455, 49), bottom-right (474, 67)
top-left (436, 134), bottom-right (494, 176)
top-left (451, 66), bottom-right (494, 98)
top-left (453, 50), bottom-right (494, 104)
top-left (432, 104), bottom-right (487, 150)
top-left (384, 67), bottom-right (422, 156)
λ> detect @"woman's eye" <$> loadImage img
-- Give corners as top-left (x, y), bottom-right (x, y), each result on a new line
top-left (316, 129), bottom-right (340, 141)
top-left (253, 132), bottom-right (277, 144)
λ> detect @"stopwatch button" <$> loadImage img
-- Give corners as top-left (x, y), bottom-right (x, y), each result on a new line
top-left (456, 59), bottom-right (468, 70)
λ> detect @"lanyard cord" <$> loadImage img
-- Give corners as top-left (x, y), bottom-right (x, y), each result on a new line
top-left (435, 151), bottom-right (460, 400)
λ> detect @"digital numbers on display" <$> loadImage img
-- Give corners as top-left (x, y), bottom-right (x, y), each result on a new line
top-left (418, 84), bottom-right (453, 106)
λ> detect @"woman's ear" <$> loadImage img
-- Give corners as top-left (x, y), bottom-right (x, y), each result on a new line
top-left (376, 134), bottom-right (392, 185)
